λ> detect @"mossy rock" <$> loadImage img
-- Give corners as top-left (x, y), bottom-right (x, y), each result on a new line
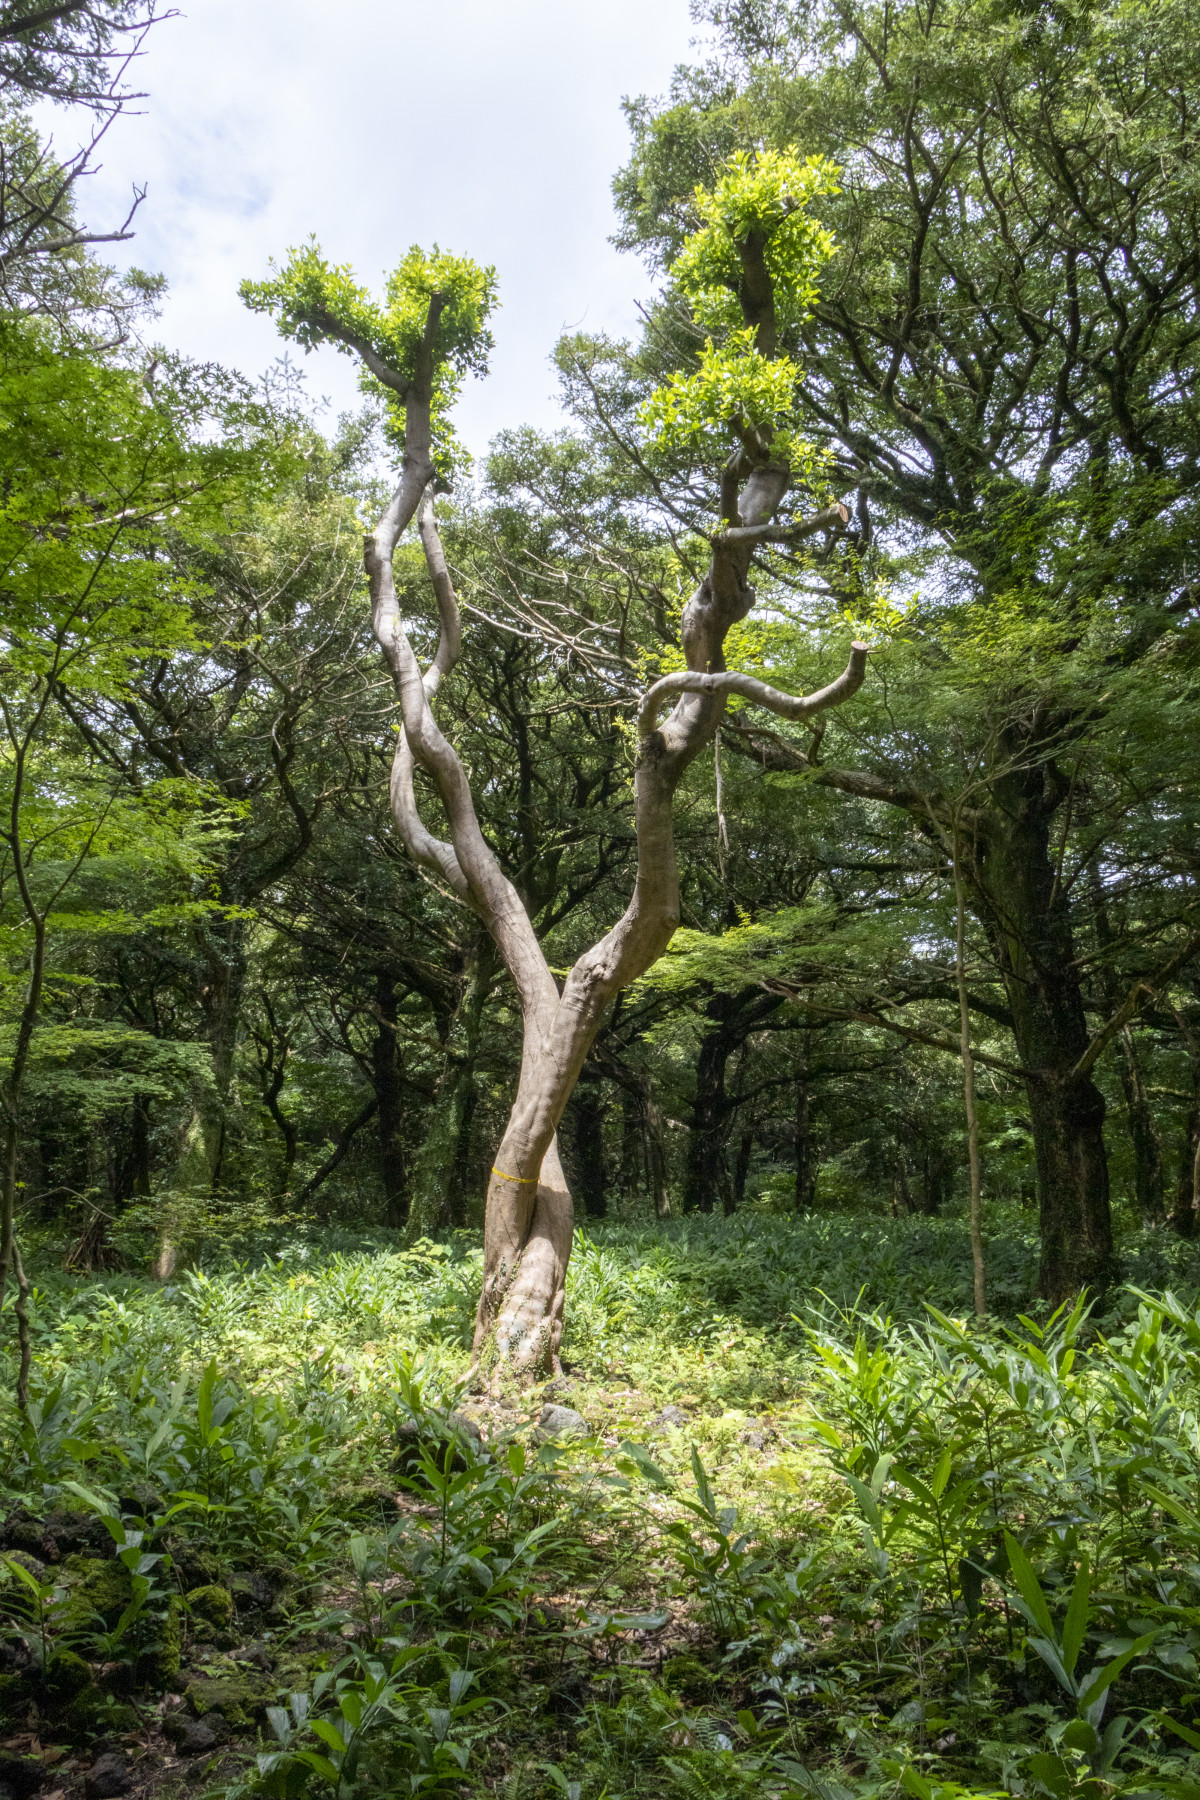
top-left (0, 1752), bottom-right (44, 1798)
top-left (184, 1663), bottom-right (273, 1731)
top-left (0, 1508), bottom-right (110, 1563)
top-left (660, 1654), bottom-right (718, 1699)
top-left (114, 1483), bottom-right (167, 1520)
top-left (60, 1690), bottom-right (139, 1740)
top-left (169, 1546), bottom-right (224, 1591)
top-left (58, 1556), bottom-right (132, 1633)
top-left (186, 1584), bottom-right (233, 1629)
top-left (137, 1595), bottom-right (182, 1686)
top-left (393, 1410), bottom-right (482, 1479)
top-left (227, 1571), bottom-right (274, 1616)
top-left (42, 1650), bottom-right (93, 1702)
top-left (0, 1671), bottom-right (28, 1725)
top-left (327, 1477), bottom-right (398, 1522)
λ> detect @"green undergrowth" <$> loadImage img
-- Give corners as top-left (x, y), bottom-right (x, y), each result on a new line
top-left (5, 1214), bottom-right (1200, 1800)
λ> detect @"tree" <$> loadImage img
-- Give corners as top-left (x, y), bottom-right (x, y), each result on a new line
top-left (0, 0), bottom-right (171, 333)
top-left (0, 320), bottom-right (255, 1361)
top-left (614, 0), bottom-right (1200, 1301)
top-left (243, 172), bottom-right (867, 1376)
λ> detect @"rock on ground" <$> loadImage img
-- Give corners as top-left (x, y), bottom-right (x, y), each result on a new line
top-left (537, 1404), bottom-right (587, 1438)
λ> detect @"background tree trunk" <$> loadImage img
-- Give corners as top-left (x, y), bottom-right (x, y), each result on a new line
top-left (732, 1129), bottom-right (752, 1211)
top-left (919, 1147), bottom-right (948, 1216)
top-left (569, 1075), bottom-right (608, 1219)
top-left (406, 936), bottom-right (494, 1239)
top-left (372, 972), bottom-right (407, 1228)
top-left (794, 1062), bottom-right (816, 1211)
top-left (1116, 1028), bottom-right (1165, 1223)
top-left (972, 759), bottom-right (1113, 1301)
top-left (618, 1086), bottom-right (642, 1199)
top-left (1172, 1039), bottom-right (1200, 1238)
top-left (685, 989), bottom-right (781, 1213)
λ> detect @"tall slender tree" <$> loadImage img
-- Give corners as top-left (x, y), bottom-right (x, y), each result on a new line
top-left (243, 171), bottom-right (867, 1375)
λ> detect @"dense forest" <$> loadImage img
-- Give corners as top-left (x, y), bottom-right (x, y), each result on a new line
top-left (4, 2), bottom-right (1200, 1799)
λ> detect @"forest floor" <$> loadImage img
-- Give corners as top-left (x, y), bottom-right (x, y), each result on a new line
top-left (3, 1208), bottom-right (1200, 1800)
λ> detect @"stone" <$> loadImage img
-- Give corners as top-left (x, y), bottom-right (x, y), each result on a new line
top-left (0, 1672), bottom-right (28, 1724)
top-left (227, 1571), bottom-right (273, 1614)
top-left (652, 1405), bottom-right (688, 1429)
top-left (41, 1650), bottom-right (92, 1701)
top-left (537, 1404), bottom-right (587, 1438)
top-left (187, 1584), bottom-right (234, 1629)
top-left (61, 1691), bottom-right (139, 1738)
top-left (171, 1549), bottom-right (223, 1592)
top-left (84, 1753), bottom-right (129, 1799)
top-left (0, 1755), bottom-right (43, 1799)
top-left (741, 1430), bottom-right (766, 1451)
top-left (58, 1557), bottom-right (131, 1632)
top-left (184, 1663), bottom-right (272, 1730)
top-left (393, 1409), bottom-right (482, 1478)
top-left (660, 1653), bottom-right (717, 1698)
top-left (163, 1713), bottom-right (221, 1756)
top-left (138, 1595), bottom-right (182, 1685)
top-left (0, 1508), bottom-right (109, 1564)
top-left (114, 1484), bottom-right (166, 1521)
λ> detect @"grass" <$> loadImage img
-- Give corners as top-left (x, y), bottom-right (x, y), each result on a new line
top-left (4, 1207), bottom-right (1200, 1800)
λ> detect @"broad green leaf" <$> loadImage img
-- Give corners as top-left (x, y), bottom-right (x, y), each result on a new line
top-left (1003, 1532), bottom-right (1055, 1639)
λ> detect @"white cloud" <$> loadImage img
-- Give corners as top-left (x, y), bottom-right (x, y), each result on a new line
top-left (41, 0), bottom-right (694, 455)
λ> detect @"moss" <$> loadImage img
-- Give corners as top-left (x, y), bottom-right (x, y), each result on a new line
top-left (57, 1555), bottom-right (131, 1633)
top-left (187, 1584), bottom-right (234, 1629)
top-left (185, 1663), bottom-right (273, 1730)
top-left (60, 1690), bottom-right (139, 1739)
top-left (42, 1649), bottom-right (93, 1701)
top-left (138, 1594), bottom-right (182, 1685)
top-left (660, 1654), bottom-right (717, 1700)
top-left (0, 1671), bottom-right (28, 1725)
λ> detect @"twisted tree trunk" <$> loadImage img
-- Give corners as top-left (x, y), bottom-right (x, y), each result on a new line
top-left (324, 290), bottom-right (867, 1378)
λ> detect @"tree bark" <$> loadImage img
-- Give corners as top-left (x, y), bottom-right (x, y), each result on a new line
top-left (732, 710), bottom-right (1113, 1301)
top-left (919, 1146), bottom-right (949, 1215)
top-left (684, 989), bottom-right (781, 1213)
top-left (618, 1086), bottom-right (642, 1199)
top-left (794, 1052), bottom-right (816, 1212)
top-left (1171, 1024), bottom-right (1200, 1238)
top-left (317, 272), bottom-right (867, 1377)
top-left (569, 1076), bottom-right (608, 1220)
top-left (194, 917), bottom-right (247, 1192)
top-left (1091, 872), bottom-right (1166, 1224)
top-left (373, 972), bottom-right (408, 1228)
top-left (954, 822), bottom-right (987, 1317)
top-left (644, 1093), bottom-right (672, 1219)
top-left (732, 1129), bottom-right (753, 1211)
top-left (1116, 1029), bottom-right (1165, 1224)
top-left (595, 1047), bottom-right (673, 1219)
top-left (406, 935), bottom-right (494, 1238)
top-left (972, 761), bottom-right (1112, 1303)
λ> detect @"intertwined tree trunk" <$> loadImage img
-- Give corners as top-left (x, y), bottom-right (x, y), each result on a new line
top-left (302, 268), bottom-right (866, 1374)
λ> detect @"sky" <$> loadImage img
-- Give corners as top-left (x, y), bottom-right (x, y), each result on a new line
top-left (41, 0), bottom-right (696, 458)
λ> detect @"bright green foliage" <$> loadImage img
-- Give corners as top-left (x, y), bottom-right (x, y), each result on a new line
top-left (0, 324), bottom-right (239, 695)
top-left (8, 1221), bottom-right (1200, 1798)
top-left (0, 320), bottom-right (275, 1148)
top-left (239, 240), bottom-right (497, 476)
top-left (641, 327), bottom-right (806, 460)
top-left (639, 150), bottom-right (835, 469)
top-left (673, 149), bottom-right (838, 333)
